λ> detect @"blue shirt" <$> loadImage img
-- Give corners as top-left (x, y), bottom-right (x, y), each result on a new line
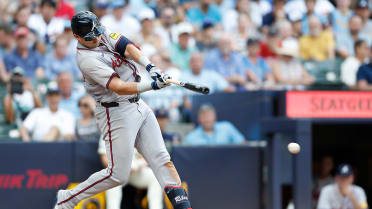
top-left (45, 53), bottom-right (80, 80)
top-left (242, 57), bottom-right (270, 82)
top-left (186, 5), bottom-right (222, 27)
top-left (336, 32), bottom-right (371, 56)
top-left (357, 64), bottom-right (372, 84)
top-left (330, 9), bottom-right (353, 36)
top-left (169, 43), bottom-right (197, 71)
top-left (204, 48), bottom-right (246, 78)
top-left (58, 90), bottom-right (85, 118)
top-left (184, 121), bottom-right (245, 145)
top-left (4, 48), bottom-right (45, 78)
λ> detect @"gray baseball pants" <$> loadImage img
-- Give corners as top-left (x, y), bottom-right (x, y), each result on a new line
top-left (56, 99), bottom-right (181, 209)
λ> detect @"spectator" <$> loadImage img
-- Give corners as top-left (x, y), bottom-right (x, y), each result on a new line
top-left (195, 20), bottom-right (217, 55)
top-left (259, 26), bottom-right (281, 59)
top-left (100, 1), bottom-right (140, 39)
top-left (317, 164), bottom-right (368, 209)
top-left (3, 67), bottom-right (42, 124)
top-left (234, 13), bottom-right (260, 53)
top-left (356, 50), bottom-right (372, 90)
top-left (186, 0), bottom-right (222, 27)
top-left (313, 156), bottom-right (335, 206)
top-left (75, 95), bottom-right (100, 141)
top-left (98, 140), bottom-right (163, 209)
top-left (12, 5), bottom-right (31, 29)
top-left (341, 40), bottom-right (370, 88)
top-left (336, 15), bottom-right (369, 59)
top-left (169, 22), bottom-right (197, 71)
top-left (330, 0), bottom-right (353, 36)
top-left (4, 27), bottom-right (45, 78)
top-left (0, 24), bottom-right (15, 56)
top-left (91, 0), bottom-right (109, 20)
top-left (272, 39), bottom-right (314, 89)
top-left (133, 8), bottom-right (165, 51)
top-left (182, 52), bottom-right (234, 93)
top-left (60, 20), bottom-right (77, 56)
top-left (299, 15), bottom-right (335, 61)
top-left (184, 104), bottom-right (245, 145)
top-left (204, 33), bottom-right (247, 90)
top-left (19, 86), bottom-right (75, 142)
top-left (222, 0), bottom-right (263, 33)
top-left (275, 19), bottom-right (294, 41)
top-left (57, 72), bottom-right (85, 118)
top-left (155, 109), bottom-right (181, 146)
top-left (155, 6), bottom-right (178, 46)
top-left (355, 0), bottom-right (372, 38)
top-left (27, 0), bottom-right (65, 45)
top-left (262, 0), bottom-right (287, 27)
top-left (55, 0), bottom-right (76, 20)
top-left (45, 36), bottom-right (80, 80)
top-left (301, 0), bottom-right (328, 35)
top-left (243, 38), bottom-right (274, 85)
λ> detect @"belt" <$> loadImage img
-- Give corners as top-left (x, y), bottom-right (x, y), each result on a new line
top-left (100, 96), bottom-right (140, 108)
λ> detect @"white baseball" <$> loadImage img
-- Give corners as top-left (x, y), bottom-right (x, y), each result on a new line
top-left (288, 142), bottom-right (301, 154)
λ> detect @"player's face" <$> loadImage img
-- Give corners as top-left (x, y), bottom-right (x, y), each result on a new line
top-left (75, 34), bottom-right (102, 48)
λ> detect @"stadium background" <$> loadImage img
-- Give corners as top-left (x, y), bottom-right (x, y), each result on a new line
top-left (0, 0), bottom-right (372, 208)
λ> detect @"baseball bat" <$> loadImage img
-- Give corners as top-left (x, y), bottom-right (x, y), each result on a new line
top-left (166, 79), bottom-right (210, 95)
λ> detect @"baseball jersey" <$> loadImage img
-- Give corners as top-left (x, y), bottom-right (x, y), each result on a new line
top-left (76, 27), bottom-right (140, 103)
top-left (317, 184), bottom-right (368, 209)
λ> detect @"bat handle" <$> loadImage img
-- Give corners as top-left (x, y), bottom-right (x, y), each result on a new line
top-left (165, 79), bottom-right (181, 86)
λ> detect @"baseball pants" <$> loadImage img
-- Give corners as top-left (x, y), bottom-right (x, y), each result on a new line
top-left (56, 99), bottom-right (181, 209)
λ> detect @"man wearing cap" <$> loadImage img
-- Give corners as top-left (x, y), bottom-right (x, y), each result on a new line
top-left (3, 27), bottom-right (45, 78)
top-left (91, 0), bottom-right (109, 20)
top-left (100, 0), bottom-right (140, 39)
top-left (27, 0), bottom-right (65, 45)
top-left (317, 164), bottom-right (368, 209)
top-left (169, 22), bottom-right (197, 71)
top-left (195, 20), bottom-right (217, 55)
top-left (355, 0), bottom-right (372, 38)
top-left (19, 86), bottom-right (75, 142)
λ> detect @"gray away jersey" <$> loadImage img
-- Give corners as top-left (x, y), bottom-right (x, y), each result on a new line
top-left (76, 28), bottom-right (140, 103)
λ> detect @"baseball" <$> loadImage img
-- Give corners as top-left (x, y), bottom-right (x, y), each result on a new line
top-left (288, 142), bottom-right (301, 154)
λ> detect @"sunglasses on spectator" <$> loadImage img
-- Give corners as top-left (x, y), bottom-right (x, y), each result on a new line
top-left (78, 103), bottom-right (90, 108)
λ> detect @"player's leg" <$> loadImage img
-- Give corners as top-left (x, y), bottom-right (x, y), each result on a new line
top-left (135, 101), bottom-right (192, 209)
top-left (128, 167), bottom-right (163, 209)
top-left (56, 106), bottom-right (139, 209)
top-left (105, 185), bottom-right (123, 209)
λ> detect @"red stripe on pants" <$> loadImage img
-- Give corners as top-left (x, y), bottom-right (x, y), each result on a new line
top-left (58, 108), bottom-right (114, 205)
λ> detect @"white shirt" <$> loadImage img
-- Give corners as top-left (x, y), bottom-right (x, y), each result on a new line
top-left (100, 14), bottom-right (140, 40)
top-left (341, 57), bottom-right (361, 87)
top-left (317, 184), bottom-right (368, 209)
top-left (23, 107), bottom-right (75, 141)
top-left (27, 14), bottom-right (65, 43)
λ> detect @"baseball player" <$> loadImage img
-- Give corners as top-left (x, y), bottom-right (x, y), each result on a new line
top-left (54, 11), bottom-right (192, 209)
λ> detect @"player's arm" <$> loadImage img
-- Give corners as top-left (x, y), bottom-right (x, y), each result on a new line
top-left (108, 76), bottom-right (169, 95)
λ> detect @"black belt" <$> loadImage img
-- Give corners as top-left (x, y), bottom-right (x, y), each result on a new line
top-left (100, 96), bottom-right (140, 108)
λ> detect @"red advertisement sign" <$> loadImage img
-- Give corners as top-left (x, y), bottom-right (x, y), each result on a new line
top-left (286, 91), bottom-right (372, 118)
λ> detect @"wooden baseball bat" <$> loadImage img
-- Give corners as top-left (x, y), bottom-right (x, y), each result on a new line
top-left (166, 79), bottom-right (210, 95)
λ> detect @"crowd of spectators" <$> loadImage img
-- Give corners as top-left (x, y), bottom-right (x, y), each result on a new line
top-left (0, 0), bottom-right (371, 144)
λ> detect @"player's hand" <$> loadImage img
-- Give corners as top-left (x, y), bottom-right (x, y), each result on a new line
top-left (148, 65), bottom-right (162, 81)
top-left (151, 74), bottom-right (171, 90)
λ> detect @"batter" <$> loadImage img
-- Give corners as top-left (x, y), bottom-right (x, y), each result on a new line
top-left (54, 11), bottom-right (192, 209)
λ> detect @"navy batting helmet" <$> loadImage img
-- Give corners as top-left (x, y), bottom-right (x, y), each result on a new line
top-left (71, 11), bottom-right (104, 41)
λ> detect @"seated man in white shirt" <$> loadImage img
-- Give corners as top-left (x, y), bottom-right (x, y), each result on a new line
top-left (19, 87), bottom-right (75, 142)
top-left (98, 138), bottom-right (163, 209)
top-left (317, 164), bottom-right (368, 209)
top-left (181, 52), bottom-right (235, 94)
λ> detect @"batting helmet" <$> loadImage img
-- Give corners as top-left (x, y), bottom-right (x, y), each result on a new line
top-left (71, 11), bottom-right (104, 41)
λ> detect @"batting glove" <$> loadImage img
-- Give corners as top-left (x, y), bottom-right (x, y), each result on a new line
top-left (146, 64), bottom-right (162, 81)
top-left (151, 74), bottom-right (171, 90)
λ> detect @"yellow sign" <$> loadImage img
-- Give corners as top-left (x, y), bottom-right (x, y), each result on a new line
top-left (67, 183), bottom-right (106, 209)
top-left (109, 33), bottom-right (120, 40)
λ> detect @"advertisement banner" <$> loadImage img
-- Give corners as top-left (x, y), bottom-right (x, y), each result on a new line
top-left (286, 91), bottom-right (372, 118)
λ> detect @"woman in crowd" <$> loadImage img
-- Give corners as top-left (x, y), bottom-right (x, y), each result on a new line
top-left (75, 95), bottom-right (100, 141)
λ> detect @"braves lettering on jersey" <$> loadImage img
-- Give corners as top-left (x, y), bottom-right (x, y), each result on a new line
top-left (76, 28), bottom-right (138, 103)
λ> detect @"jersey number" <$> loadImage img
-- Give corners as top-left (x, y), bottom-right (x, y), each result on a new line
top-left (110, 33), bottom-right (120, 40)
